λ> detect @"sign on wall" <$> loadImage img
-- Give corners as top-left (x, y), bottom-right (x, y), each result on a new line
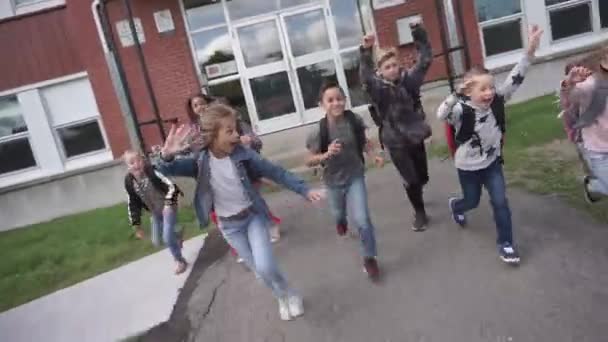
top-left (116, 18), bottom-right (145, 47)
top-left (154, 9), bottom-right (175, 34)
top-left (397, 14), bottom-right (423, 45)
top-left (372, 0), bottom-right (406, 10)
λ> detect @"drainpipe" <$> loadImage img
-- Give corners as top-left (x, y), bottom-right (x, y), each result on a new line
top-left (92, 0), bottom-right (145, 152)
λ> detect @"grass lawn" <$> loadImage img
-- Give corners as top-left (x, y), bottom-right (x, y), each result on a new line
top-left (0, 204), bottom-right (204, 313)
top-left (430, 94), bottom-right (608, 223)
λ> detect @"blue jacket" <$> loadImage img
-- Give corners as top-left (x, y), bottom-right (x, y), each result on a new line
top-left (155, 145), bottom-right (310, 228)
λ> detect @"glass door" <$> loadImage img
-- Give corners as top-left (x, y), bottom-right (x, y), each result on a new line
top-left (280, 6), bottom-right (345, 124)
top-left (233, 17), bottom-right (301, 134)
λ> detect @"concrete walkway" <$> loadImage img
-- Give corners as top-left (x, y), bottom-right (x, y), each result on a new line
top-left (144, 160), bottom-right (608, 342)
top-left (0, 235), bottom-right (206, 342)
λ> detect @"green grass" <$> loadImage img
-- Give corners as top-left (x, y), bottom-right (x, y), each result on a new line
top-left (0, 204), bottom-right (204, 313)
top-left (430, 94), bottom-right (608, 222)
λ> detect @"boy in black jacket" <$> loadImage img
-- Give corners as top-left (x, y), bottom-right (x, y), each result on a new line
top-left (123, 150), bottom-right (187, 274)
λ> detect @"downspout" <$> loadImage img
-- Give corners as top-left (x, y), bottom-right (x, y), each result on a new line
top-left (92, 0), bottom-right (145, 152)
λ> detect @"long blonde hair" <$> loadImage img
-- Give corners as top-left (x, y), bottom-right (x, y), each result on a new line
top-left (199, 103), bottom-right (237, 149)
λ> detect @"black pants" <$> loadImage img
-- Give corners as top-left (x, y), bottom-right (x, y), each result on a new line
top-left (388, 143), bottom-right (429, 214)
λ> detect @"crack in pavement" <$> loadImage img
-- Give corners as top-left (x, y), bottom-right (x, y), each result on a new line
top-left (201, 279), bottom-right (226, 321)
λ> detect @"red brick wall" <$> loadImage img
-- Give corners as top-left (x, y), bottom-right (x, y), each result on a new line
top-left (372, 0), bottom-right (483, 82)
top-left (0, 6), bottom-right (84, 92)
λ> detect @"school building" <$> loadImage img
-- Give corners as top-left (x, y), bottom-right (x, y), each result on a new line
top-left (1, 0), bottom-right (607, 230)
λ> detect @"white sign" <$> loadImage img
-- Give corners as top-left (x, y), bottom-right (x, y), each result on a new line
top-left (116, 18), bottom-right (145, 47)
top-left (397, 14), bottom-right (423, 45)
top-left (373, 0), bottom-right (406, 10)
top-left (154, 9), bottom-right (175, 33)
top-left (205, 60), bottom-right (238, 79)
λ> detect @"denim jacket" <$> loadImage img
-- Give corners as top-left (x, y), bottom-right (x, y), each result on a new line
top-left (155, 145), bottom-right (310, 228)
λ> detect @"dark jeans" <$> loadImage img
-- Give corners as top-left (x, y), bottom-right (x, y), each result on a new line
top-left (388, 143), bottom-right (429, 214)
top-left (453, 159), bottom-right (513, 245)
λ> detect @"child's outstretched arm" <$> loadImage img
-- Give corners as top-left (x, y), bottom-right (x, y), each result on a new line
top-left (359, 34), bottom-right (382, 103)
top-left (403, 24), bottom-right (433, 91)
top-left (157, 125), bottom-right (198, 178)
top-left (436, 93), bottom-right (463, 124)
top-left (153, 169), bottom-right (179, 207)
top-left (497, 25), bottom-right (543, 101)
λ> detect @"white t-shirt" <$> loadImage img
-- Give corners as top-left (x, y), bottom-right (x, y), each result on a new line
top-left (209, 153), bottom-right (251, 217)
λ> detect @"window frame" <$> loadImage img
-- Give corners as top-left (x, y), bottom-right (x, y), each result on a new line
top-left (0, 96), bottom-right (38, 176)
top-left (53, 117), bottom-right (109, 162)
top-left (476, 0), bottom-right (526, 59)
top-left (7, 0), bottom-right (65, 17)
top-left (546, 0), bottom-right (595, 43)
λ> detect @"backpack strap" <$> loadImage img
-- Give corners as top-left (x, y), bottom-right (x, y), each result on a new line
top-left (490, 95), bottom-right (506, 134)
top-left (344, 110), bottom-right (366, 163)
top-left (319, 116), bottom-right (330, 155)
top-left (455, 104), bottom-right (476, 146)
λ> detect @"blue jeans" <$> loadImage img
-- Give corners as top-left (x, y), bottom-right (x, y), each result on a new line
top-left (453, 159), bottom-right (513, 245)
top-left (219, 212), bottom-right (292, 298)
top-left (581, 146), bottom-right (608, 196)
top-left (327, 175), bottom-right (378, 258)
top-left (151, 207), bottom-right (185, 263)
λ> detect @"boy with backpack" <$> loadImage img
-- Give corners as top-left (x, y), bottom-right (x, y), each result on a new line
top-left (436, 25), bottom-right (543, 265)
top-left (359, 22), bottom-right (433, 231)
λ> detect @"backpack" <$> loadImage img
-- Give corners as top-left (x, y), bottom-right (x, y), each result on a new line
top-left (445, 95), bottom-right (506, 158)
top-left (319, 110), bottom-right (366, 163)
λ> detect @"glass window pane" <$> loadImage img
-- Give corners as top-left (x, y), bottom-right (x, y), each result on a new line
top-left (250, 72), bottom-right (296, 120)
top-left (549, 4), bottom-right (592, 41)
top-left (600, 0), bottom-right (608, 28)
top-left (184, 1), bottom-right (226, 30)
top-left (0, 97), bottom-right (28, 139)
top-left (191, 27), bottom-right (236, 81)
top-left (284, 10), bottom-right (331, 57)
top-left (0, 137), bottom-right (36, 174)
top-left (238, 21), bottom-right (283, 67)
top-left (208, 80), bottom-right (251, 124)
top-left (57, 121), bottom-right (106, 158)
top-left (482, 19), bottom-right (523, 56)
top-left (330, 0), bottom-right (364, 48)
top-left (475, 0), bottom-right (521, 22)
top-left (545, 0), bottom-right (570, 5)
top-left (341, 51), bottom-right (368, 107)
top-left (15, 0), bottom-right (38, 5)
top-left (227, 0), bottom-right (315, 20)
top-left (297, 60), bottom-right (338, 110)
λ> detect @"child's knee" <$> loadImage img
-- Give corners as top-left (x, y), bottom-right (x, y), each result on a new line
top-left (490, 195), bottom-right (509, 209)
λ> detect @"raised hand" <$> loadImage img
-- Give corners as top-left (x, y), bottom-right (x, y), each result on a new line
top-left (567, 66), bottom-right (593, 85)
top-left (161, 124), bottom-right (192, 158)
top-left (326, 140), bottom-right (342, 158)
top-left (526, 24), bottom-right (544, 57)
top-left (362, 34), bottom-right (375, 49)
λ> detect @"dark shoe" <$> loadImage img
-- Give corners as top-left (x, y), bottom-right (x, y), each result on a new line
top-left (412, 212), bottom-right (428, 232)
top-left (498, 243), bottom-right (520, 265)
top-left (449, 197), bottom-right (467, 227)
top-left (336, 223), bottom-right (348, 236)
top-left (363, 257), bottom-right (380, 281)
top-left (583, 176), bottom-right (600, 204)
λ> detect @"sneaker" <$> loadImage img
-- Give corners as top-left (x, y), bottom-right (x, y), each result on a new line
top-left (236, 257), bottom-right (244, 264)
top-left (269, 224), bottom-right (281, 243)
top-left (336, 223), bottom-right (348, 236)
top-left (278, 297), bottom-right (293, 321)
top-left (174, 260), bottom-right (188, 275)
top-left (449, 197), bottom-right (467, 227)
top-left (287, 295), bottom-right (304, 318)
top-left (363, 257), bottom-right (380, 281)
top-left (583, 176), bottom-right (600, 204)
top-left (412, 212), bottom-right (428, 232)
top-left (498, 243), bottom-right (521, 265)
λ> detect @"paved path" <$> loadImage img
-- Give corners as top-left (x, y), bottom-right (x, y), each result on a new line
top-left (0, 235), bottom-right (205, 342)
top-left (145, 159), bottom-right (608, 342)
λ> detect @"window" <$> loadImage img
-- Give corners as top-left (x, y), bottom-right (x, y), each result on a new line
top-left (546, 0), bottom-right (593, 41)
top-left (600, 0), bottom-right (608, 28)
top-left (56, 120), bottom-right (106, 159)
top-left (226, 0), bottom-right (315, 20)
top-left (1, 0), bottom-right (65, 19)
top-left (341, 50), bottom-right (367, 107)
top-left (208, 80), bottom-right (250, 123)
top-left (476, 0), bottom-right (523, 57)
top-left (0, 97), bottom-right (36, 175)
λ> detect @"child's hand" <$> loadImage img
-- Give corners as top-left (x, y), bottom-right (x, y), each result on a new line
top-left (526, 24), bottom-right (544, 58)
top-left (362, 34), bottom-right (375, 49)
top-left (161, 124), bottom-right (192, 159)
top-left (374, 155), bottom-right (385, 168)
top-left (567, 66), bottom-right (592, 85)
top-left (306, 189), bottom-right (326, 202)
top-left (327, 140), bottom-right (342, 157)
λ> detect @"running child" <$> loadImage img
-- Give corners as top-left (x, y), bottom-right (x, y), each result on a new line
top-left (436, 25), bottom-right (544, 265)
top-left (306, 81), bottom-right (384, 280)
top-left (156, 103), bottom-right (324, 321)
top-left (123, 150), bottom-right (188, 274)
top-left (559, 48), bottom-right (608, 203)
top-left (359, 22), bottom-right (433, 231)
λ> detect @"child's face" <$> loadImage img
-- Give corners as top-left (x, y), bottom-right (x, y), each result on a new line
top-left (125, 153), bottom-right (145, 175)
top-left (466, 74), bottom-right (496, 110)
top-left (320, 87), bottom-right (346, 118)
top-left (191, 97), bottom-right (208, 116)
top-left (379, 56), bottom-right (401, 82)
top-left (211, 117), bottom-right (241, 155)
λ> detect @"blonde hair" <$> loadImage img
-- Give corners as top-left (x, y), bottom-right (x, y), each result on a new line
top-left (459, 66), bottom-right (492, 93)
top-left (122, 149), bottom-right (144, 162)
top-left (376, 47), bottom-right (399, 69)
top-left (199, 103), bottom-right (238, 148)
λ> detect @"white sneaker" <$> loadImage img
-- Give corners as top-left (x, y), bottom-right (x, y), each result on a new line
top-left (278, 297), bottom-right (293, 321)
top-left (269, 225), bottom-right (281, 243)
top-left (288, 295), bottom-right (304, 318)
